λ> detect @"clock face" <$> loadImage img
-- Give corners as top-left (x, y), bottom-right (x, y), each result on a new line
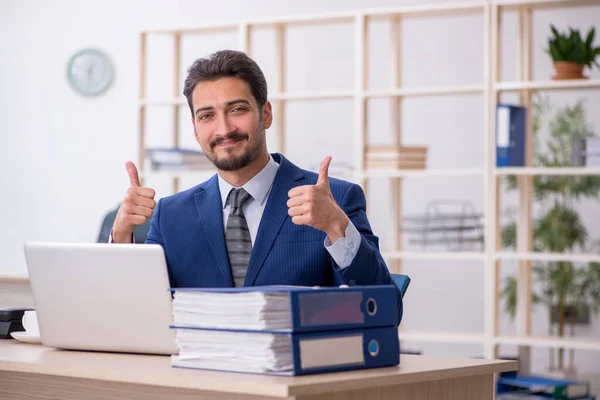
top-left (67, 49), bottom-right (114, 96)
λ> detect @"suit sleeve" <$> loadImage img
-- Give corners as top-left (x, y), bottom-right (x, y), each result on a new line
top-left (145, 198), bottom-right (164, 246)
top-left (145, 198), bottom-right (175, 287)
top-left (331, 183), bottom-right (404, 326)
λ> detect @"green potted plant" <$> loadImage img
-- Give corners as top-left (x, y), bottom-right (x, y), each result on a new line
top-left (500, 96), bottom-right (600, 376)
top-left (546, 25), bottom-right (600, 80)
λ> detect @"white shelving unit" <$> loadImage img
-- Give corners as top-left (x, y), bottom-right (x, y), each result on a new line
top-left (138, 0), bottom-right (600, 362)
top-left (489, 0), bottom-right (600, 372)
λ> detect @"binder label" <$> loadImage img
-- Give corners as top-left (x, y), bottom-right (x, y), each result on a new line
top-left (497, 106), bottom-right (510, 148)
top-left (299, 334), bottom-right (365, 370)
top-left (298, 291), bottom-right (364, 326)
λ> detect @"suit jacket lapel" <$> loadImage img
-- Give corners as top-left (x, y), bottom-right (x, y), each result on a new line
top-left (245, 155), bottom-right (305, 286)
top-left (193, 176), bottom-right (234, 286)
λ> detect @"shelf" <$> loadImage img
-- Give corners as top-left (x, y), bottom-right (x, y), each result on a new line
top-left (398, 330), bottom-right (485, 345)
top-left (365, 168), bottom-right (484, 178)
top-left (270, 91), bottom-right (355, 101)
top-left (495, 0), bottom-right (600, 11)
top-left (365, 84), bottom-right (484, 98)
top-left (368, 2), bottom-right (484, 18)
top-left (139, 84), bottom-right (485, 104)
top-left (495, 252), bottom-right (600, 263)
top-left (495, 167), bottom-right (600, 176)
top-left (144, 2), bottom-right (486, 34)
top-left (144, 23), bottom-right (239, 35)
top-left (398, 332), bottom-right (600, 350)
top-left (494, 336), bottom-right (600, 351)
top-left (495, 79), bottom-right (600, 92)
top-left (140, 79), bottom-right (600, 105)
top-left (383, 251), bottom-right (485, 260)
top-left (140, 91), bottom-right (356, 105)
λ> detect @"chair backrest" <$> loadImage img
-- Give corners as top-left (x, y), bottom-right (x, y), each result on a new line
top-left (391, 274), bottom-right (411, 299)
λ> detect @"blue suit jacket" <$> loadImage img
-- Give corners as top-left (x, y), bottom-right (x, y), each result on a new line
top-left (146, 153), bottom-right (403, 324)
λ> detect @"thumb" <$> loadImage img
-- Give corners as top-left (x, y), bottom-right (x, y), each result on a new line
top-left (316, 156), bottom-right (332, 187)
top-left (125, 161), bottom-right (141, 187)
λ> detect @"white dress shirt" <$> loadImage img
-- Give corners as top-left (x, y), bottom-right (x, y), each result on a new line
top-left (218, 155), bottom-right (360, 268)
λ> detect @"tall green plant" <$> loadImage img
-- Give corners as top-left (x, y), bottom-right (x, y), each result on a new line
top-left (501, 96), bottom-right (600, 370)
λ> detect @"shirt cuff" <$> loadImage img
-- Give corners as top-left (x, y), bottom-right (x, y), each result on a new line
top-left (108, 230), bottom-right (135, 243)
top-left (324, 220), bottom-right (360, 269)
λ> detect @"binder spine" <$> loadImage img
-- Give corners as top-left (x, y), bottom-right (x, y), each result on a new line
top-left (291, 326), bottom-right (400, 375)
top-left (496, 104), bottom-right (526, 167)
top-left (289, 286), bottom-right (398, 332)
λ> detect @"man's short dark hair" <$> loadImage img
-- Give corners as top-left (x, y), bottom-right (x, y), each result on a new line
top-left (183, 50), bottom-right (268, 118)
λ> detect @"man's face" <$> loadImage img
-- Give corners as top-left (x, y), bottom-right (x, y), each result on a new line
top-left (191, 77), bottom-right (272, 171)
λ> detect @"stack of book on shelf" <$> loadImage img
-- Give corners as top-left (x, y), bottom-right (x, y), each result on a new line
top-left (145, 147), bottom-right (214, 171)
top-left (169, 285), bottom-right (400, 375)
top-left (496, 374), bottom-right (594, 399)
top-left (365, 145), bottom-right (428, 170)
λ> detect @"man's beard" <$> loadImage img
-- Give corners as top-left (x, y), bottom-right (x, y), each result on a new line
top-left (206, 131), bottom-right (264, 171)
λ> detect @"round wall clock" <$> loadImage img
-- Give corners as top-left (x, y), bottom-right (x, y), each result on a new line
top-left (66, 48), bottom-right (114, 96)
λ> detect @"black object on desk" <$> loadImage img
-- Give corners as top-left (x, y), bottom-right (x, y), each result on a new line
top-left (0, 307), bottom-right (33, 339)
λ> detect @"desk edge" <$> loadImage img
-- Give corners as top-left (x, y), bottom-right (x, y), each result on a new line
top-left (286, 359), bottom-right (519, 396)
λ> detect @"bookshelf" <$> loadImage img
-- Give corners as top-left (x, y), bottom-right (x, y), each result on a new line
top-left (137, 0), bottom-right (600, 365)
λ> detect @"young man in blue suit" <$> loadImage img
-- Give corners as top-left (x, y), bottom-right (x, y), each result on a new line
top-left (111, 50), bottom-right (402, 324)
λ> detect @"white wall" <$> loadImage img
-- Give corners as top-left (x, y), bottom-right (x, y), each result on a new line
top-left (2, 0), bottom-right (600, 382)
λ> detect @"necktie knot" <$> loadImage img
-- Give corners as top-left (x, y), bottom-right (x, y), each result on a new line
top-left (228, 188), bottom-right (252, 212)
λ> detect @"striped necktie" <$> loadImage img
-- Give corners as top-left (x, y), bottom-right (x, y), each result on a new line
top-left (225, 188), bottom-right (253, 287)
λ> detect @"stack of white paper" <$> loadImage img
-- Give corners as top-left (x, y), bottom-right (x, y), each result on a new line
top-left (172, 328), bottom-right (294, 374)
top-left (172, 291), bottom-right (293, 331)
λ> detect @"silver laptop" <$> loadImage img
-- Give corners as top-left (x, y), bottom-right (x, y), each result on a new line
top-left (23, 242), bottom-right (177, 355)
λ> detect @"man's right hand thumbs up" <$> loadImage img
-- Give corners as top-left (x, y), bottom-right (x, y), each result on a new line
top-left (111, 162), bottom-right (156, 243)
top-left (126, 161), bottom-right (142, 187)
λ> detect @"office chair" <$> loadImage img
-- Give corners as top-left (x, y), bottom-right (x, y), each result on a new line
top-left (391, 273), bottom-right (410, 299)
top-left (392, 273), bottom-right (418, 355)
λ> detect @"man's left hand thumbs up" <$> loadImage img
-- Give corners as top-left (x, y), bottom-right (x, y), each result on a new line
top-left (316, 156), bottom-right (331, 187)
top-left (287, 156), bottom-right (350, 243)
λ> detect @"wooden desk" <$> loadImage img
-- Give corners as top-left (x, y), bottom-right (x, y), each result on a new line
top-left (0, 340), bottom-right (516, 400)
